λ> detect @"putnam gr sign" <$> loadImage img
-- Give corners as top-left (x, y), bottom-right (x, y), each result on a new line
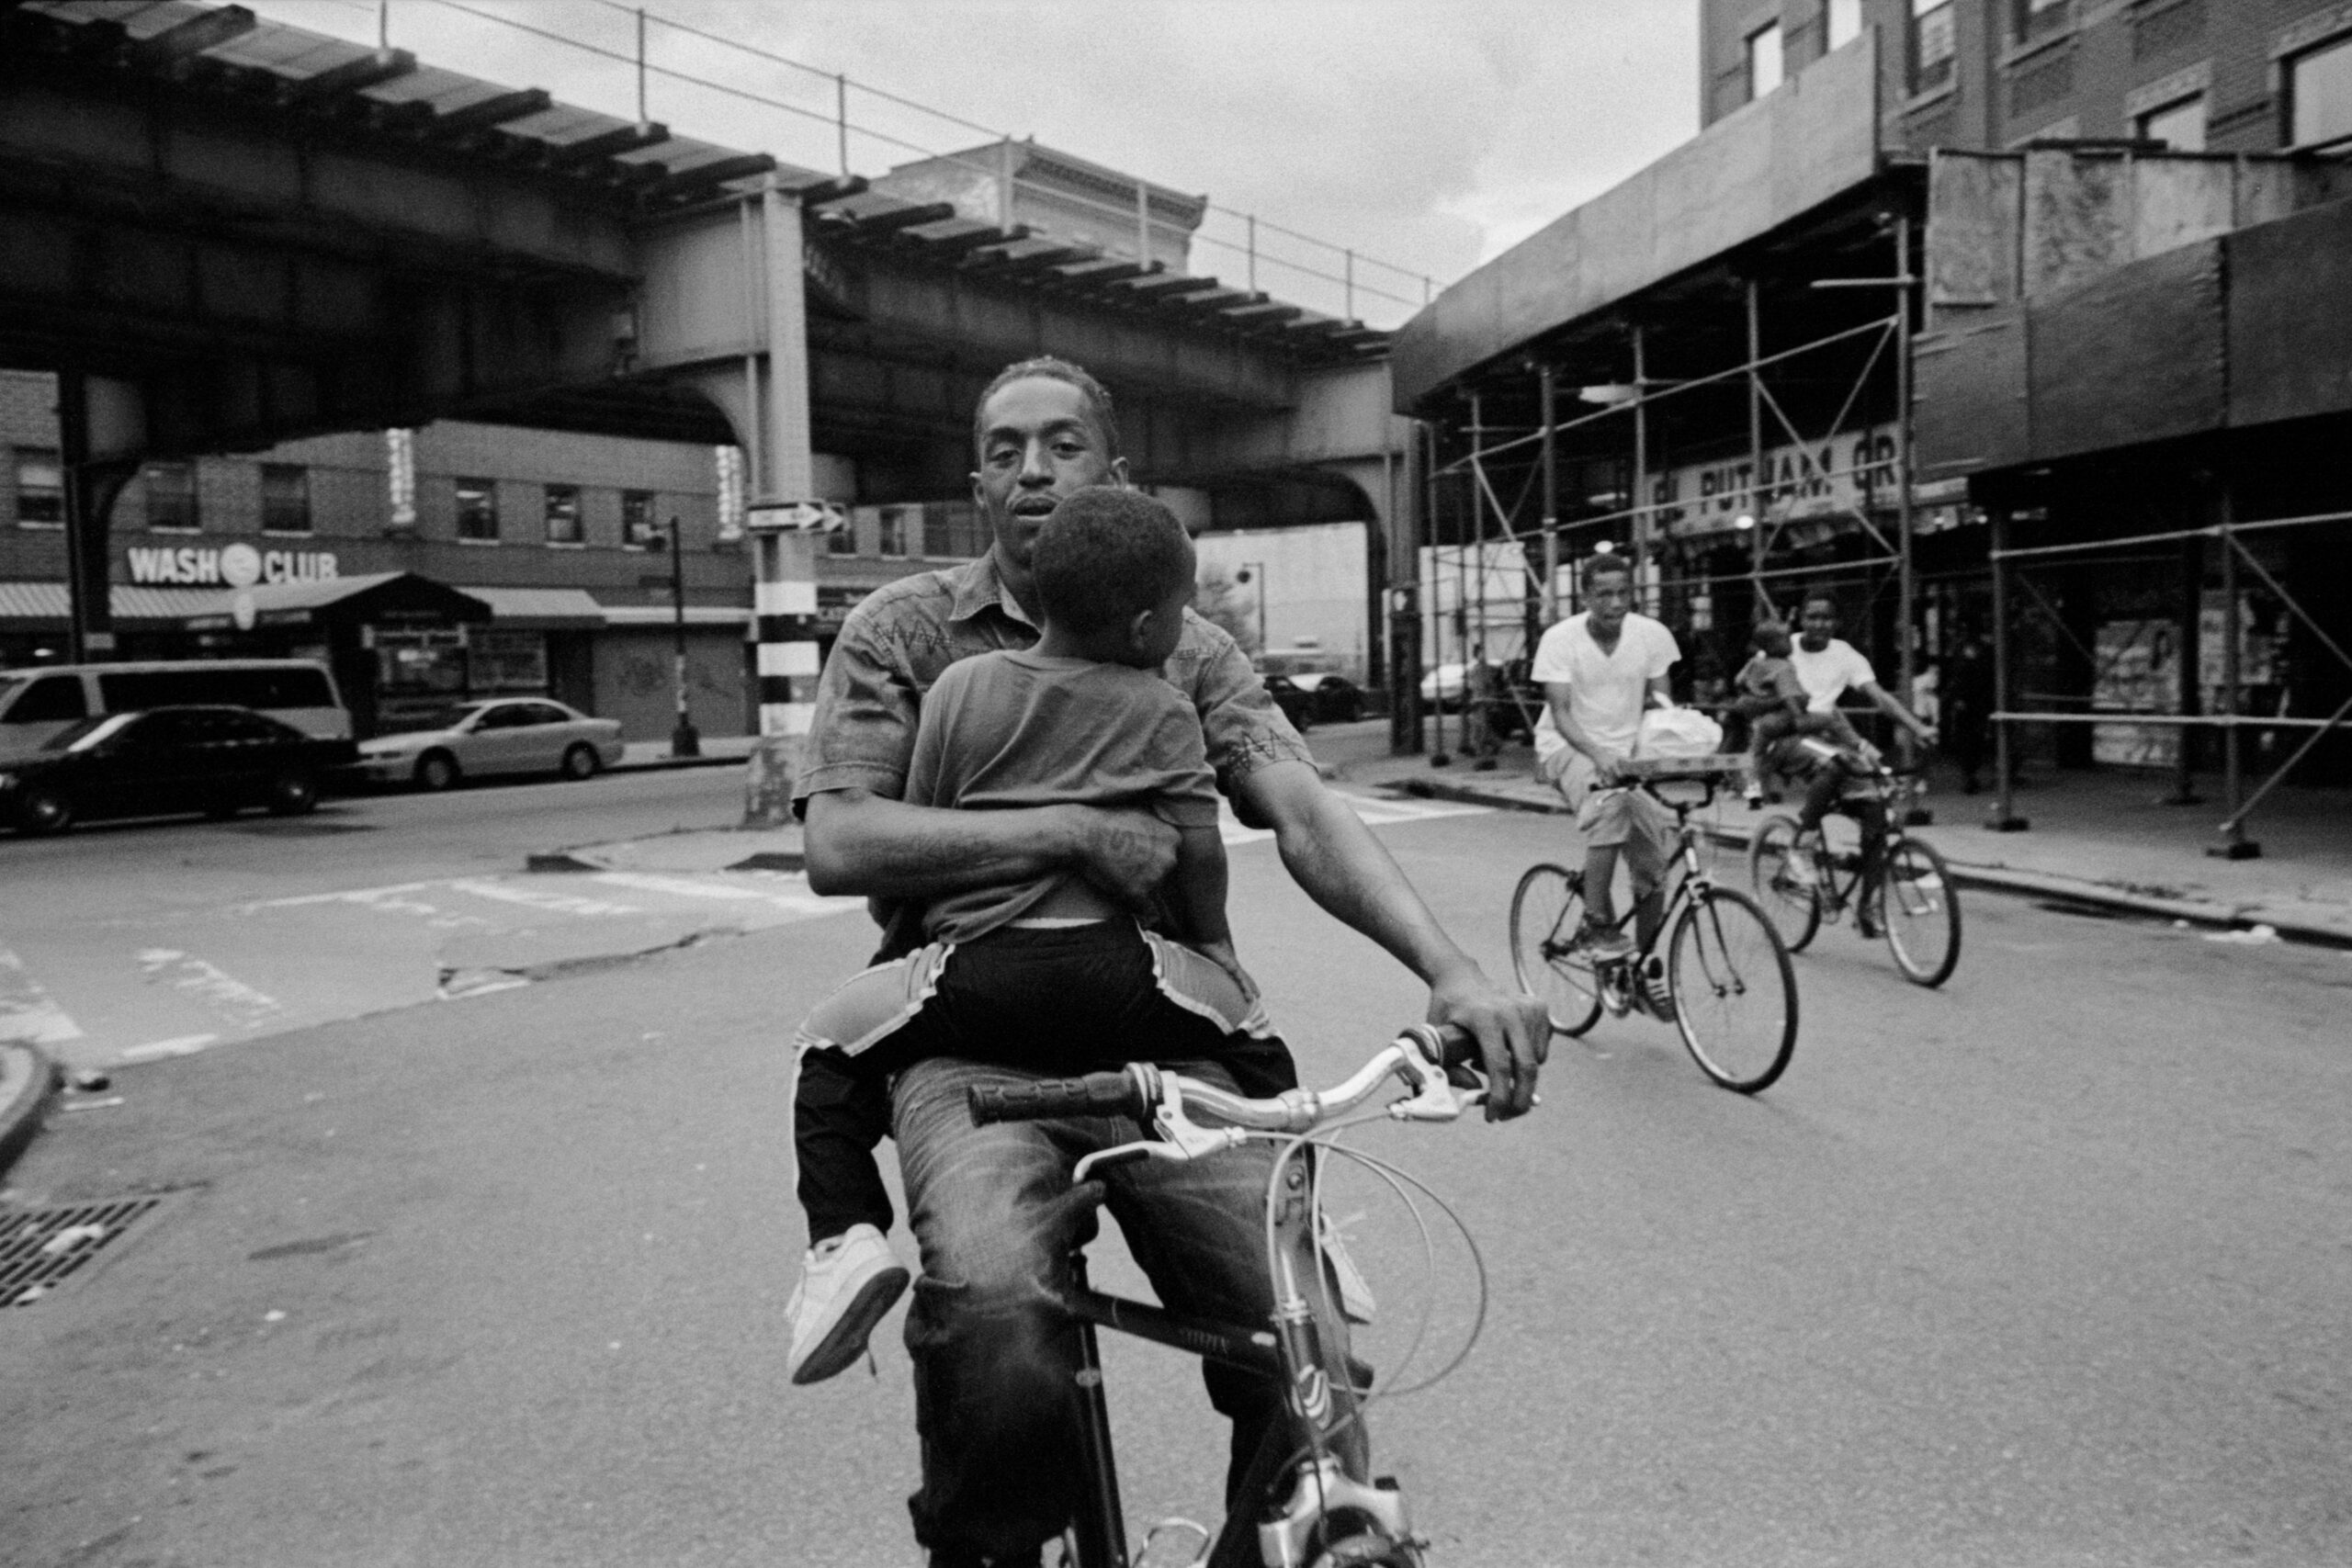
top-left (126, 543), bottom-right (340, 587)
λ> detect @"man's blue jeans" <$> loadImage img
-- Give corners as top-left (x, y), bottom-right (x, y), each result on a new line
top-left (891, 1054), bottom-right (1356, 1562)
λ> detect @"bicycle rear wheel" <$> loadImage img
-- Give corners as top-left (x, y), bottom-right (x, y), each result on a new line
top-left (1668, 888), bottom-right (1798, 1093)
top-left (1880, 836), bottom-right (1962, 987)
top-left (1510, 863), bottom-right (1603, 1037)
top-left (1746, 814), bottom-right (1822, 952)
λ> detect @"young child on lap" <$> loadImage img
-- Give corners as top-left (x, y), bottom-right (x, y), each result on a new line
top-left (1735, 617), bottom-right (1866, 807)
top-left (781, 488), bottom-right (1290, 1385)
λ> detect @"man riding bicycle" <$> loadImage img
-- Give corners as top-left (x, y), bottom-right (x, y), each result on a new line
top-left (794, 356), bottom-right (1548, 1568)
top-left (1754, 591), bottom-right (1938, 936)
top-left (1531, 552), bottom-right (1681, 1012)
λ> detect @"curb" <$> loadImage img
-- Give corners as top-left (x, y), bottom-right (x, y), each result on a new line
top-left (1374, 779), bottom-right (2352, 951)
top-left (611, 752), bottom-right (752, 774)
top-left (0, 1041), bottom-right (61, 1180)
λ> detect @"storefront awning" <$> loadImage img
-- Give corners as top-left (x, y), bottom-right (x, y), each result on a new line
top-left (598, 604), bottom-right (752, 627)
top-left (0, 582), bottom-right (232, 626)
top-left (184, 571), bottom-right (492, 630)
top-left (456, 586), bottom-right (608, 629)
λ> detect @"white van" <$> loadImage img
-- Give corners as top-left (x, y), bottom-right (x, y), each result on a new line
top-left (0, 660), bottom-right (351, 763)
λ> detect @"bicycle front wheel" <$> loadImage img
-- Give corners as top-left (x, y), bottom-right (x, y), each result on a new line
top-left (1509, 862), bottom-right (1603, 1037)
top-left (1668, 888), bottom-right (1798, 1093)
top-left (1880, 836), bottom-right (1962, 987)
top-left (1746, 814), bottom-right (1822, 952)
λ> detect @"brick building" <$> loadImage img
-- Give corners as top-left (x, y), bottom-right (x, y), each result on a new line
top-left (1397, 0), bottom-right (2352, 849)
top-left (1702, 0), bottom-right (2352, 156)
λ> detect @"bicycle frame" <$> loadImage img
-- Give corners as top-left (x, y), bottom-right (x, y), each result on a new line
top-left (989, 1036), bottom-right (1476, 1568)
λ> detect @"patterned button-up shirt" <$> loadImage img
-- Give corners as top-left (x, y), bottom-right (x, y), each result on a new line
top-left (793, 550), bottom-right (1313, 954)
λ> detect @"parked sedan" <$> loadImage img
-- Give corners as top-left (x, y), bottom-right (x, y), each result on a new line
top-left (1286, 671), bottom-right (1367, 723)
top-left (1263, 673), bottom-right (1319, 730)
top-left (353, 698), bottom-right (625, 791)
top-left (0, 705), bottom-right (358, 836)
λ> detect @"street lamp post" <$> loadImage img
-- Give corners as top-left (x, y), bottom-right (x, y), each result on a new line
top-left (667, 514), bottom-right (700, 759)
top-left (1237, 561), bottom-right (1268, 657)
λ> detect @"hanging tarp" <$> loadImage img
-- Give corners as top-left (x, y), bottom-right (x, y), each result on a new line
top-left (2030, 240), bottom-right (2225, 462)
top-left (2230, 196), bottom-right (2352, 430)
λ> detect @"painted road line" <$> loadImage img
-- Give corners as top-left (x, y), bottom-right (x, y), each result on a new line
top-left (445, 879), bottom-right (645, 917)
top-left (119, 1032), bottom-right (221, 1064)
top-left (136, 949), bottom-right (282, 1032)
top-left (1219, 788), bottom-right (1492, 845)
top-left (0, 948), bottom-right (85, 1047)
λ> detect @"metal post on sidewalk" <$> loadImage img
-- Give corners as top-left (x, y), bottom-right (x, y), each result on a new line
top-left (1986, 505), bottom-right (2029, 831)
top-left (667, 516), bottom-right (700, 759)
top-left (2210, 488), bottom-right (2259, 859)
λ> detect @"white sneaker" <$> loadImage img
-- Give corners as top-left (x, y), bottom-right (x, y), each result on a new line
top-left (1639, 953), bottom-right (1675, 1018)
top-left (1317, 1212), bottom-right (1377, 1325)
top-left (786, 1224), bottom-right (910, 1385)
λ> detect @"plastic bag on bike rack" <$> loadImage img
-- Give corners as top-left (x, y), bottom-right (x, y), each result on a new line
top-left (1635, 705), bottom-right (1724, 760)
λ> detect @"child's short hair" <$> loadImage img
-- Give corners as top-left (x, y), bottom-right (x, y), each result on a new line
top-left (1032, 488), bottom-right (1194, 636)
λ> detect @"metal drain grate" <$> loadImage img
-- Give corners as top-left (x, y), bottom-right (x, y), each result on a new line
top-left (1, 1195), bottom-right (172, 1307)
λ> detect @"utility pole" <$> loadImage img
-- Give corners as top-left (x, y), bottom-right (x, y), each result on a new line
top-left (668, 515), bottom-right (700, 758)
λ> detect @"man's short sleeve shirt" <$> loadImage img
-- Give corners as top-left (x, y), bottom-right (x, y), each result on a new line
top-left (1788, 638), bottom-right (1876, 714)
top-left (1529, 611), bottom-right (1680, 768)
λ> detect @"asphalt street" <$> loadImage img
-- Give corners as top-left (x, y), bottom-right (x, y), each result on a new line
top-left (2, 771), bottom-right (2347, 1566)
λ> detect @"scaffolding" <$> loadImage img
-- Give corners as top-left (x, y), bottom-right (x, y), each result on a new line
top-left (1984, 503), bottom-right (2352, 858)
top-left (1409, 208), bottom-right (1939, 764)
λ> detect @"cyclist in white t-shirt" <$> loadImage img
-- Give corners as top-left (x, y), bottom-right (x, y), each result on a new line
top-left (1531, 553), bottom-right (1680, 994)
top-left (1779, 591), bottom-right (1938, 931)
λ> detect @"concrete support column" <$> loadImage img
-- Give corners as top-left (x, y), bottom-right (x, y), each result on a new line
top-left (743, 179), bottom-right (822, 827)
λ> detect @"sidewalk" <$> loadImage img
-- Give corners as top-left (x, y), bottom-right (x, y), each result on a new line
top-left (1329, 728), bottom-right (2352, 948)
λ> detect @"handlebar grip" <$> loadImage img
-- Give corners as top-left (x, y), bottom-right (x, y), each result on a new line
top-left (1429, 1022), bottom-right (1480, 1072)
top-left (967, 1070), bottom-right (1144, 1126)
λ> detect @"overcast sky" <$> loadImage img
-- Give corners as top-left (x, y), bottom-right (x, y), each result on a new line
top-left (245, 0), bottom-right (1699, 326)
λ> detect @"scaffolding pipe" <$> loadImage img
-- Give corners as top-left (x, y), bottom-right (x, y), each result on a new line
top-left (1895, 210), bottom-right (1917, 753)
top-left (1540, 363), bottom-right (1559, 627)
top-left (1632, 322), bottom-right (1650, 611)
top-left (2215, 490), bottom-right (2251, 855)
top-left (1747, 276), bottom-right (1766, 609)
top-left (1988, 505), bottom-right (2027, 830)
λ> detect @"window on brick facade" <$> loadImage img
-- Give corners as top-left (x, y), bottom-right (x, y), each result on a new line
top-left (828, 513), bottom-right (859, 554)
top-left (1913, 0), bottom-right (1956, 92)
top-left (922, 503), bottom-right (988, 559)
top-left (455, 478), bottom-right (499, 541)
top-left (144, 460), bottom-right (199, 532)
top-left (260, 464), bottom-right (311, 534)
top-left (544, 483), bottom-right (583, 545)
top-left (2288, 33), bottom-right (2352, 150)
top-left (1747, 21), bottom-right (1784, 100)
top-left (2014, 0), bottom-right (2069, 44)
top-left (2138, 93), bottom-right (2206, 150)
top-left (1828, 0), bottom-right (1863, 51)
top-left (13, 447), bottom-right (62, 527)
top-left (621, 490), bottom-right (658, 548)
top-left (876, 506), bottom-right (908, 558)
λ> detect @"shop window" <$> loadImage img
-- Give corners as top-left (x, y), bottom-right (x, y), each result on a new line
top-left (260, 464), bottom-right (311, 534)
top-left (13, 447), bottom-right (62, 527)
top-left (923, 503), bottom-right (988, 559)
top-left (469, 629), bottom-right (549, 693)
top-left (544, 483), bottom-right (583, 546)
top-left (145, 460), bottom-right (199, 532)
top-left (455, 478), bottom-right (499, 542)
top-left (1913, 0), bottom-right (1956, 92)
top-left (1747, 21), bottom-right (1783, 101)
top-left (375, 628), bottom-right (469, 702)
top-left (876, 506), bottom-right (908, 558)
top-left (2137, 93), bottom-right (2206, 150)
top-left (2288, 32), bottom-right (2352, 150)
top-left (621, 490), bottom-right (658, 549)
top-left (2015, 0), bottom-right (2069, 45)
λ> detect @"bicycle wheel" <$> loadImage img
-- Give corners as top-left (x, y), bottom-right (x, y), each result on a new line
top-left (1880, 835), bottom-right (1962, 987)
top-left (1745, 814), bottom-right (1822, 952)
top-left (1668, 888), bottom-right (1798, 1093)
top-left (1509, 862), bottom-right (1603, 1037)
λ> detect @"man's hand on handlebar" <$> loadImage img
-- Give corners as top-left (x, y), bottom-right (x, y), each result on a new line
top-left (1426, 966), bottom-right (1548, 1122)
top-left (1590, 750), bottom-right (1630, 788)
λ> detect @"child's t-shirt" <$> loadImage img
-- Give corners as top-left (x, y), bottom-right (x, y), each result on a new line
top-left (1738, 653), bottom-right (1808, 709)
top-left (906, 649), bottom-right (1221, 943)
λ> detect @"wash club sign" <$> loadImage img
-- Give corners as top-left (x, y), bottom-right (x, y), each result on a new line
top-left (126, 543), bottom-right (340, 586)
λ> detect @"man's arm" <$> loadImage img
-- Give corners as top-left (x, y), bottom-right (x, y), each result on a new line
top-left (1546, 681), bottom-right (1628, 784)
top-left (1857, 681), bottom-right (1937, 744)
top-left (802, 787), bottom-right (1178, 906)
top-left (1234, 761), bottom-right (1547, 1119)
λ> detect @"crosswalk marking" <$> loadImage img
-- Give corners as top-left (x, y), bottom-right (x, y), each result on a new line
top-left (1219, 787), bottom-right (1491, 845)
top-left (0, 948), bottom-right (85, 1046)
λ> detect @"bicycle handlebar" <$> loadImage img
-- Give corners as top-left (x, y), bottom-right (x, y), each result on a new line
top-left (967, 1023), bottom-right (1484, 1135)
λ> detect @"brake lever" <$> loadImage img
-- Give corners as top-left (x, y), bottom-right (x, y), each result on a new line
top-left (1071, 1075), bottom-right (1248, 1181)
top-left (1385, 1027), bottom-right (1481, 1122)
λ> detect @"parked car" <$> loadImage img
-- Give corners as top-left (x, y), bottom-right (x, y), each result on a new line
top-left (1263, 673), bottom-right (1319, 730)
top-left (1286, 671), bottom-right (1367, 723)
top-left (0, 705), bottom-right (357, 836)
top-left (352, 698), bottom-right (625, 791)
top-left (1419, 661), bottom-right (1476, 712)
top-left (0, 658), bottom-right (348, 764)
